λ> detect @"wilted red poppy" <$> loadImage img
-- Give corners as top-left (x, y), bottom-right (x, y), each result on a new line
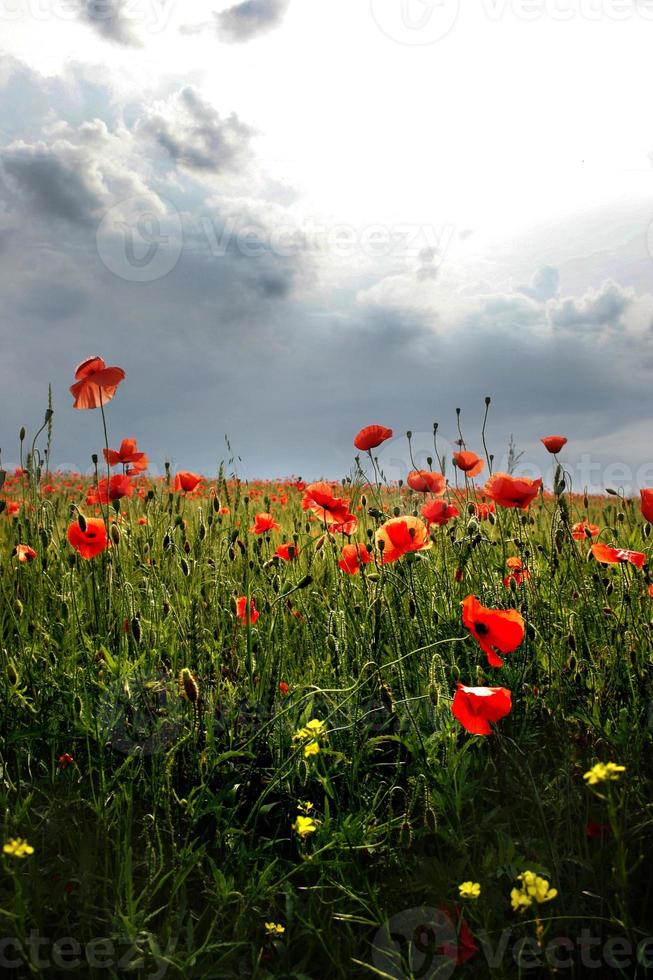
top-left (70, 356), bottom-right (125, 410)
top-left (572, 520), bottom-right (599, 541)
top-left (302, 482), bottom-right (352, 526)
top-left (103, 438), bottom-right (148, 474)
top-left (338, 542), bottom-right (372, 574)
top-left (503, 556), bottom-right (530, 588)
top-left (235, 595), bottom-right (260, 625)
top-left (354, 424), bottom-right (393, 452)
top-left (174, 471), bottom-right (202, 493)
top-left (95, 474), bottom-right (133, 503)
top-left (461, 595), bottom-right (525, 667)
top-left (375, 515), bottom-right (431, 564)
top-left (452, 451), bottom-right (484, 478)
top-left (275, 543), bottom-right (298, 561)
top-left (67, 517), bottom-right (108, 559)
top-left (590, 543), bottom-right (645, 569)
top-left (15, 544), bottom-right (36, 563)
top-left (483, 473), bottom-right (542, 509)
top-left (640, 489), bottom-right (653, 524)
top-left (407, 470), bottom-right (446, 494)
top-left (541, 435), bottom-right (567, 454)
top-left (250, 512), bottom-right (280, 534)
top-left (451, 683), bottom-right (512, 735)
top-left (421, 500), bottom-right (459, 526)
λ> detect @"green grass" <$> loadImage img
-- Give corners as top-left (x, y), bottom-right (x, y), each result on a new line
top-left (1, 412), bottom-right (653, 978)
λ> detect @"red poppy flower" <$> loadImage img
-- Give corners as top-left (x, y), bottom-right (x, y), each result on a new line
top-left (70, 356), bottom-right (125, 410)
top-left (406, 470), bottom-right (446, 494)
top-left (174, 471), bottom-right (202, 493)
top-left (375, 516), bottom-right (431, 564)
top-left (302, 482), bottom-right (352, 526)
top-left (641, 489), bottom-right (653, 524)
top-left (4, 501), bottom-right (20, 517)
top-left (338, 542), bottom-right (372, 574)
top-left (483, 473), bottom-right (542, 510)
top-left (354, 424), bottom-right (393, 452)
top-left (421, 500), bottom-right (459, 526)
top-left (275, 543), bottom-right (298, 561)
top-left (15, 544), bottom-right (37, 563)
top-left (103, 438), bottom-right (148, 474)
top-left (572, 520), bottom-right (599, 541)
top-left (452, 451), bottom-right (484, 477)
top-left (585, 821), bottom-right (612, 839)
top-left (327, 514), bottom-right (358, 536)
top-left (279, 681), bottom-right (289, 696)
top-left (461, 595), bottom-right (525, 667)
top-left (67, 517), bottom-right (108, 559)
top-left (58, 753), bottom-right (74, 770)
top-left (249, 512), bottom-right (281, 534)
top-left (473, 502), bottom-right (495, 520)
top-left (451, 683), bottom-right (512, 735)
top-left (438, 906), bottom-right (479, 965)
top-left (541, 435), bottom-right (567, 454)
top-left (590, 543), bottom-right (645, 569)
top-left (235, 595), bottom-right (260, 625)
top-left (503, 556), bottom-right (530, 588)
top-left (95, 474), bottom-right (133, 503)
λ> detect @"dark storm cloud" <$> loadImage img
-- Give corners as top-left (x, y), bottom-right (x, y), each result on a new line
top-left (216, 0), bottom-right (290, 42)
top-left (548, 279), bottom-right (631, 330)
top-left (141, 87), bottom-right (254, 173)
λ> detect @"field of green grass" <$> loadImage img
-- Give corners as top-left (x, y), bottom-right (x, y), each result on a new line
top-left (1, 375), bottom-right (653, 978)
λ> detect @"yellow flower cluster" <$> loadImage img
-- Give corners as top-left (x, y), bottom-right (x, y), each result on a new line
top-left (3, 838), bottom-right (34, 859)
top-left (459, 881), bottom-right (481, 899)
top-left (583, 762), bottom-right (626, 786)
top-left (291, 800), bottom-right (318, 838)
top-left (510, 871), bottom-right (557, 912)
top-left (292, 718), bottom-right (327, 759)
top-left (264, 922), bottom-right (285, 937)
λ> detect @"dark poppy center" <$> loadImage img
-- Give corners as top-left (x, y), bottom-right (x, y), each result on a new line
top-left (474, 621), bottom-right (489, 636)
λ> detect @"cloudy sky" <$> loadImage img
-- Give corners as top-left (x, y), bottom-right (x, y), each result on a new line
top-left (2, 0), bottom-right (653, 490)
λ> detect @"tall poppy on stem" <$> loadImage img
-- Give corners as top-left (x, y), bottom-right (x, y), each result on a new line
top-left (302, 482), bottom-right (352, 526)
top-left (421, 500), bottom-right (459, 526)
top-left (483, 473), bottom-right (542, 510)
top-left (640, 489), bottom-right (653, 524)
top-left (375, 516), bottom-right (431, 564)
top-left (590, 543), bottom-right (645, 569)
top-left (354, 425), bottom-right (392, 452)
top-left (236, 596), bottom-right (260, 625)
top-left (249, 512), bottom-right (280, 534)
top-left (452, 451), bottom-right (484, 477)
top-left (461, 595), bottom-right (525, 667)
top-left (174, 472), bottom-right (202, 493)
top-left (70, 357), bottom-right (125, 410)
top-left (541, 435), bottom-right (567, 454)
top-left (407, 470), bottom-right (446, 495)
top-left (338, 542), bottom-right (372, 574)
top-left (103, 438), bottom-right (148, 474)
top-left (67, 517), bottom-right (108, 559)
top-left (451, 684), bottom-right (512, 735)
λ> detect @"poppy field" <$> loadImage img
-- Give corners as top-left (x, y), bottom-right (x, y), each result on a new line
top-left (2, 360), bottom-right (653, 978)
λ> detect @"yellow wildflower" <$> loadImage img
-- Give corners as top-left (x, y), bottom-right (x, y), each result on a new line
top-left (3, 838), bottom-right (34, 858)
top-left (292, 815), bottom-right (317, 838)
top-left (583, 762), bottom-right (626, 786)
top-left (297, 800), bottom-right (314, 814)
top-left (459, 881), bottom-right (481, 899)
top-left (264, 922), bottom-right (285, 937)
top-left (303, 741), bottom-right (320, 759)
top-left (511, 871), bottom-right (557, 912)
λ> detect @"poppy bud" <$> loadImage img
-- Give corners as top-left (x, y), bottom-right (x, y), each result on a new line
top-left (645, 523), bottom-right (652, 539)
top-left (399, 817), bottom-right (412, 849)
top-left (184, 540), bottom-right (191, 554)
top-left (406, 430), bottom-right (412, 440)
top-left (408, 598), bottom-right (416, 618)
top-left (617, 512), bottom-right (625, 523)
top-left (163, 534), bottom-right (170, 550)
top-left (91, 453), bottom-right (98, 466)
top-left (424, 806), bottom-right (438, 833)
top-left (78, 513), bottom-right (87, 533)
top-left (110, 524), bottom-right (120, 546)
top-left (19, 427), bottom-right (26, 442)
top-left (7, 662), bottom-right (18, 685)
top-left (199, 523), bottom-right (206, 540)
top-left (131, 618), bottom-right (141, 642)
top-left (393, 507), bottom-right (400, 517)
top-left (180, 557), bottom-right (189, 576)
top-left (297, 575), bottom-right (312, 589)
top-left (213, 495), bottom-right (221, 513)
top-left (361, 495), bottom-right (367, 508)
top-left (178, 668), bottom-right (200, 703)
top-left (162, 601), bottom-right (170, 616)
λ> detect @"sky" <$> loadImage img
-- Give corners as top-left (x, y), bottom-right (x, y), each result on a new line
top-left (2, 0), bottom-right (653, 490)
